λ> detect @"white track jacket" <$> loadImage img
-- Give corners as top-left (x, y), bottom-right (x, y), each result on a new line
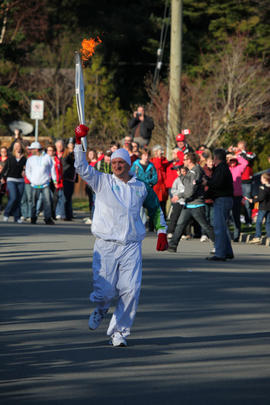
top-left (74, 145), bottom-right (166, 244)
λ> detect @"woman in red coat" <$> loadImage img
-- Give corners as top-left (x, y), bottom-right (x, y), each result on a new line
top-left (151, 145), bottom-right (170, 218)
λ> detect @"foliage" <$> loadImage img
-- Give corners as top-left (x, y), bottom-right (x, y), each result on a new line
top-left (0, 0), bottom-right (48, 131)
top-left (182, 0), bottom-right (270, 75)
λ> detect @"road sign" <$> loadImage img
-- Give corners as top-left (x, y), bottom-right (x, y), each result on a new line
top-left (31, 100), bottom-right (44, 120)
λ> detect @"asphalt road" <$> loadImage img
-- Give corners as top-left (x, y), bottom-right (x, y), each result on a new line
top-left (0, 217), bottom-right (270, 405)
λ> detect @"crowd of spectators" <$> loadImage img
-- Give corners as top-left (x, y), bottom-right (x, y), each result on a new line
top-left (1, 124), bottom-right (270, 246)
top-left (0, 134), bottom-right (77, 225)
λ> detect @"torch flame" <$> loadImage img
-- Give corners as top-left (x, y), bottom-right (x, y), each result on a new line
top-left (80, 37), bottom-right (102, 62)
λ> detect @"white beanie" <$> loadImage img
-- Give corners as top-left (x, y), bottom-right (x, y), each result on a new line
top-left (111, 148), bottom-right (131, 166)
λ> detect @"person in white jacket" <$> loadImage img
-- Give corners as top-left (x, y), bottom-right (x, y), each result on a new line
top-left (74, 124), bottom-right (168, 347)
top-left (25, 142), bottom-right (56, 225)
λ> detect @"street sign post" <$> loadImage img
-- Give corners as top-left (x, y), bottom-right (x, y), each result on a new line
top-left (31, 100), bottom-right (44, 141)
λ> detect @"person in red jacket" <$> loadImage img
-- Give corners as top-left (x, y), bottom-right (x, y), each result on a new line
top-left (150, 145), bottom-right (170, 219)
top-left (53, 140), bottom-right (65, 220)
top-left (165, 148), bottom-right (181, 192)
top-left (175, 133), bottom-right (194, 163)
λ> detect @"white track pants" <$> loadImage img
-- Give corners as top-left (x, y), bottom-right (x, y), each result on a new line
top-left (90, 238), bottom-right (142, 337)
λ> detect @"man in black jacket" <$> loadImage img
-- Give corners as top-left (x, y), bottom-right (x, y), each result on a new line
top-left (202, 148), bottom-right (234, 261)
top-left (128, 106), bottom-right (154, 147)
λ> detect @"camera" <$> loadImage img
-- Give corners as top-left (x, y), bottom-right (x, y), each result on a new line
top-left (136, 112), bottom-right (142, 119)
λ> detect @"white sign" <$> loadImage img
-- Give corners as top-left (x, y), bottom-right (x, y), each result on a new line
top-left (31, 100), bottom-right (44, 120)
top-left (182, 129), bottom-right (190, 135)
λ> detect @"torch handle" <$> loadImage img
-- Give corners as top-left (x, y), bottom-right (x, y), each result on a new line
top-left (81, 129), bottom-right (87, 152)
top-left (75, 52), bottom-right (87, 152)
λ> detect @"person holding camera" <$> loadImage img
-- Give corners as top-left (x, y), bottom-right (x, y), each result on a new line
top-left (8, 128), bottom-right (23, 152)
top-left (128, 106), bottom-right (154, 147)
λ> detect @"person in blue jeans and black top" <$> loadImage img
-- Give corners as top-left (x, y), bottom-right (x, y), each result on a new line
top-left (202, 149), bottom-right (234, 261)
top-left (3, 140), bottom-right (26, 223)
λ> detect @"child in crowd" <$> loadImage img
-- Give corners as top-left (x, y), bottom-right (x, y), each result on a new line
top-left (249, 172), bottom-right (270, 244)
top-left (167, 165), bottom-right (186, 239)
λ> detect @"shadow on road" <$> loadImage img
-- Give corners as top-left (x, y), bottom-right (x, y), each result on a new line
top-left (0, 223), bottom-right (270, 404)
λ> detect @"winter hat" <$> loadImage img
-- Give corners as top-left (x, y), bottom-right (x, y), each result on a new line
top-left (111, 148), bottom-right (131, 166)
top-left (176, 133), bottom-right (185, 142)
top-left (29, 141), bottom-right (42, 149)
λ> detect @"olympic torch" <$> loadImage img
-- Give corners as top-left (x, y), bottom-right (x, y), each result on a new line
top-left (75, 51), bottom-right (87, 152)
top-left (75, 37), bottom-right (102, 152)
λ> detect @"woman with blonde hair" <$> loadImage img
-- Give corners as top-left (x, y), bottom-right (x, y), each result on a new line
top-left (3, 140), bottom-right (26, 223)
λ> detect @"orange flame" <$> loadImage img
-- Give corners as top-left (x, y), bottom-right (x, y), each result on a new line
top-left (80, 37), bottom-right (102, 61)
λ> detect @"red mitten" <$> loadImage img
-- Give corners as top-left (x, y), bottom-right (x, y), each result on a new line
top-left (75, 124), bottom-right (89, 144)
top-left (156, 233), bottom-right (168, 251)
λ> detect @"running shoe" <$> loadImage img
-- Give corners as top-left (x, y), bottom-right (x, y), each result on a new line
top-left (110, 331), bottom-right (127, 347)
top-left (88, 308), bottom-right (107, 330)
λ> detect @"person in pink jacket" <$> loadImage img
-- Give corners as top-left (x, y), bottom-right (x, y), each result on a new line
top-left (227, 153), bottom-right (248, 242)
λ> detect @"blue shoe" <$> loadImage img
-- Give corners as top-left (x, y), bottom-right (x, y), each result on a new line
top-left (88, 308), bottom-right (107, 330)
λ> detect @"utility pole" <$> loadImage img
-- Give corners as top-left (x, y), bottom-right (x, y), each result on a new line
top-left (167, 0), bottom-right (182, 156)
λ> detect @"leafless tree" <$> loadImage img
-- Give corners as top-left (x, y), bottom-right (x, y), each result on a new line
top-left (147, 37), bottom-right (270, 150)
top-left (202, 38), bottom-right (270, 147)
top-left (18, 67), bottom-right (74, 138)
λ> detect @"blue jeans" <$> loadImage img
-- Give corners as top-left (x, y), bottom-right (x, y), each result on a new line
top-left (255, 210), bottom-right (270, 238)
top-left (55, 188), bottom-right (65, 218)
top-left (31, 186), bottom-right (52, 221)
top-left (242, 183), bottom-right (252, 225)
top-left (4, 181), bottom-right (25, 221)
top-left (213, 197), bottom-right (234, 259)
top-left (202, 203), bottom-right (214, 236)
top-left (21, 183), bottom-right (32, 218)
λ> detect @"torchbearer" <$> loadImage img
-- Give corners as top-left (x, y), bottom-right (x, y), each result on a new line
top-left (74, 124), bottom-right (168, 347)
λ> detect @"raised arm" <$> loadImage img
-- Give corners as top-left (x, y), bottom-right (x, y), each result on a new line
top-left (74, 124), bottom-right (104, 192)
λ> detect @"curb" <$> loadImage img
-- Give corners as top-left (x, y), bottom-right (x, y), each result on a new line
top-left (239, 233), bottom-right (270, 246)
